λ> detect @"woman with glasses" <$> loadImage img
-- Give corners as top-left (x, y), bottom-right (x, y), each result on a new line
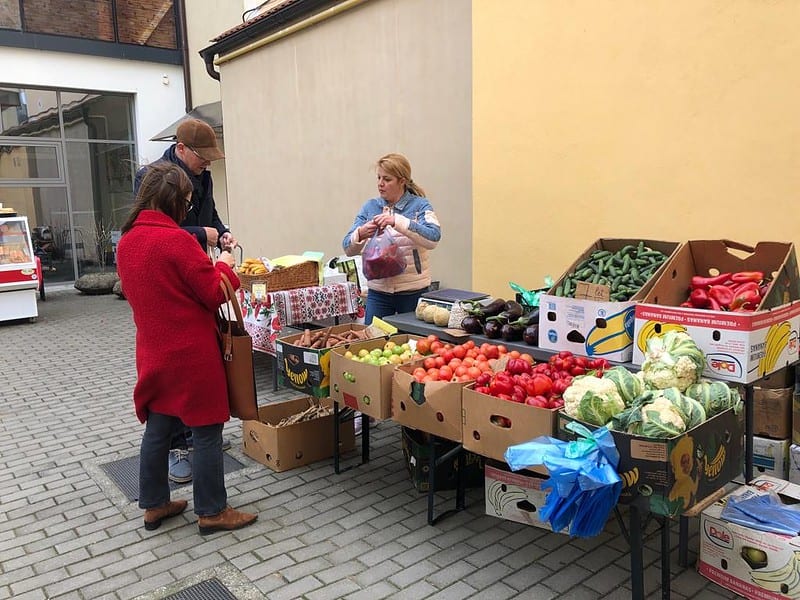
top-left (117, 162), bottom-right (257, 536)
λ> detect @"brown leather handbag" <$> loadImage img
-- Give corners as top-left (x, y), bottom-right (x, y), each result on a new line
top-left (218, 273), bottom-right (259, 421)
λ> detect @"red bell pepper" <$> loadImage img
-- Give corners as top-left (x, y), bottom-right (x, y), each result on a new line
top-left (689, 288), bottom-right (711, 309)
top-left (489, 372), bottom-right (514, 397)
top-left (731, 271), bottom-right (764, 284)
top-left (691, 273), bottom-right (731, 289)
top-left (731, 281), bottom-right (760, 297)
top-left (730, 288), bottom-right (761, 311)
top-left (708, 296), bottom-right (722, 311)
top-left (708, 285), bottom-right (734, 308)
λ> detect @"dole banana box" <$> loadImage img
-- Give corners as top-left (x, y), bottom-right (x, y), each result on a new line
top-left (633, 240), bottom-right (800, 384)
top-left (698, 475), bottom-right (800, 600)
top-left (538, 239), bottom-right (681, 362)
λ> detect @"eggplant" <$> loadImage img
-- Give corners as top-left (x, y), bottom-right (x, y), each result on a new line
top-left (483, 319), bottom-right (503, 339)
top-left (464, 298), bottom-right (506, 319)
top-left (487, 300), bottom-right (525, 325)
top-left (460, 315), bottom-right (484, 334)
top-left (523, 324), bottom-right (539, 346)
top-left (501, 322), bottom-right (524, 342)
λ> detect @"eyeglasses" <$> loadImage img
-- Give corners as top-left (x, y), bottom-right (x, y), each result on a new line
top-left (186, 146), bottom-right (210, 164)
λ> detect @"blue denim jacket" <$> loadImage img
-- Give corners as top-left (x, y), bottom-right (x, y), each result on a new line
top-left (343, 192), bottom-right (441, 293)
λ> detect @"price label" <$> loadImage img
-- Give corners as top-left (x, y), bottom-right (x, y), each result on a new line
top-left (252, 283), bottom-right (267, 300)
top-left (574, 281), bottom-right (610, 302)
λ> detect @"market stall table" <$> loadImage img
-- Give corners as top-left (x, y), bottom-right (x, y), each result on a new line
top-left (382, 309), bottom-right (763, 600)
top-left (237, 281), bottom-right (362, 388)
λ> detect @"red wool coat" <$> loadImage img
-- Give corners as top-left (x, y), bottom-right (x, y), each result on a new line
top-left (116, 210), bottom-right (240, 426)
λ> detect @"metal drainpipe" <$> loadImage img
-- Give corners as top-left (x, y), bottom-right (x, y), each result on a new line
top-left (176, 0), bottom-right (193, 112)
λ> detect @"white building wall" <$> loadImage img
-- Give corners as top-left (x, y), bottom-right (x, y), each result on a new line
top-left (0, 47), bottom-right (186, 167)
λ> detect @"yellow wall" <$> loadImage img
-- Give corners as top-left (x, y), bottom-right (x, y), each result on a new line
top-left (473, 1), bottom-right (800, 299)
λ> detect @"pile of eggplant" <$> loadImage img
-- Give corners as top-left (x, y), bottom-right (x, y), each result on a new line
top-left (459, 298), bottom-right (539, 345)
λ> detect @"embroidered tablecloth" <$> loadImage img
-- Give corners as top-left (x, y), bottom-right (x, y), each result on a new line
top-left (237, 282), bottom-right (363, 355)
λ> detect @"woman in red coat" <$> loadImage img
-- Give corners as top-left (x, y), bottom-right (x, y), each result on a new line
top-left (117, 162), bottom-right (256, 535)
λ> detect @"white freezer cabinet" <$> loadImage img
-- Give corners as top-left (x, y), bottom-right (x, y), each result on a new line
top-left (0, 216), bottom-right (38, 322)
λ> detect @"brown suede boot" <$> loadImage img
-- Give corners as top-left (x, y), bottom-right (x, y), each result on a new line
top-left (143, 500), bottom-right (188, 531)
top-left (198, 506), bottom-right (257, 535)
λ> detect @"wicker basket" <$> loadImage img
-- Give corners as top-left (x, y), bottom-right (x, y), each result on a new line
top-left (237, 260), bottom-right (319, 294)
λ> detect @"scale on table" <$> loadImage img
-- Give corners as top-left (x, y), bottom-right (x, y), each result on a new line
top-left (420, 288), bottom-right (489, 304)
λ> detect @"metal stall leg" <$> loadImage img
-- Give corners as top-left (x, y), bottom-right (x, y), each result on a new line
top-left (661, 517), bottom-right (671, 600)
top-left (333, 402), bottom-right (369, 474)
top-left (426, 434), bottom-right (467, 525)
top-left (630, 505), bottom-right (644, 600)
top-left (745, 384), bottom-right (754, 483)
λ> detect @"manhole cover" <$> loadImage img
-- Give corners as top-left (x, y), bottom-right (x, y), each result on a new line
top-left (100, 453), bottom-right (246, 502)
top-left (164, 578), bottom-right (237, 600)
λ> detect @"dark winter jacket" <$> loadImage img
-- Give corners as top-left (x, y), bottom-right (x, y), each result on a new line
top-left (134, 146), bottom-right (229, 249)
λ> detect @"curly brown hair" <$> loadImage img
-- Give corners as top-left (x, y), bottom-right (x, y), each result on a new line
top-left (121, 162), bottom-right (193, 233)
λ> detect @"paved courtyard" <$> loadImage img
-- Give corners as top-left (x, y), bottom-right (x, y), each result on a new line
top-left (0, 288), bottom-right (742, 599)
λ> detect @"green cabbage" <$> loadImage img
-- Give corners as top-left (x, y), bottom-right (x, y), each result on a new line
top-left (603, 366), bottom-right (644, 405)
top-left (685, 380), bottom-right (739, 417)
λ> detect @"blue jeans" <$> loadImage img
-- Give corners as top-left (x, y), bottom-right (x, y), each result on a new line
top-left (365, 287), bottom-right (428, 325)
top-left (139, 412), bottom-right (226, 516)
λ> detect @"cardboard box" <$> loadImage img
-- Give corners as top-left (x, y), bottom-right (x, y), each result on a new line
top-left (698, 476), bottom-right (800, 599)
top-left (329, 334), bottom-right (422, 420)
top-left (558, 408), bottom-right (743, 517)
top-left (484, 460), bottom-right (556, 532)
top-left (753, 386), bottom-right (793, 440)
top-left (392, 364), bottom-right (471, 442)
top-left (757, 366), bottom-right (795, 389)
top-left (461, 384), bottom-right (558, 476)
top-left (276, 324), bottom-right (381, 398)
top-left (752, 435), bottom-right (790, 480)
top-left (538, 239), bottom-right (681, 362)
top-left (242, 397), bottom-right (355, 472)
top-left (789, 445), bottom-right (800, 484)
top-left (400, 426), bottom-right (484, 493)
top-left (794, 393), bottom-right (800, 446)
top-left (633, 240), bottom-right (800, 384)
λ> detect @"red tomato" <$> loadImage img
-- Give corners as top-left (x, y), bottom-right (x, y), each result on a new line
top-left (423, 357), bottom-right (437, 370)
top-left (466, 366), bottom-right (482, 380)
top-left (434, 356), bottom-right (445, 368)
top-left (416, 340), bottom-right (431, 355)
top-left (452, 345), bottom-right (467, 360)
top-left (438, 365), bottom-right (453, 381)
top-left (520, 353), bottom-right (534, 365)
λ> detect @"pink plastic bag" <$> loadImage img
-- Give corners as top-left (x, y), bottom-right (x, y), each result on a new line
top-left (362, 228), bottom-right (406, 280)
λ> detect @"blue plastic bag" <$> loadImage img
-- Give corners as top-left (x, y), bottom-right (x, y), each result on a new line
top-left (504, 422), bottom-right (622, 538)
top-left (720, 491), bottom-right (800, 536)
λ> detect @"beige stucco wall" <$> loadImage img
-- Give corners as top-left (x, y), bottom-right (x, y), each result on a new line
top-left (474, 0), bottom-right (800, 298)
top-left (217, 0), bottom-right (472, 288)
top-left (184, 0), bottom-right (242, 225)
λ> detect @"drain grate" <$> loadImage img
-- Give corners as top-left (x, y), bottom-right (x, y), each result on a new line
top-left (163, 578), bottom-right (237, 600)
top-left (100, 453), bottom-right (246, 502)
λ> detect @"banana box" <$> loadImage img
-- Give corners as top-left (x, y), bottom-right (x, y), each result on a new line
top-left (538, 239), bottom-right (681, 362)
top-left (484, 460), bottom-right (560, 533)
top-left (698, 475), bottom-right (800, 599)
top-left (557, 407), bottom-right (744, 518)
top-left (634, 240), bottom-right (800, 384)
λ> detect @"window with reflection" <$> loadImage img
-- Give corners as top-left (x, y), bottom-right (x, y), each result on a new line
top-left (0, 88), bottom-right (60, 138)
top-left (60, 92), bottom-right (133, 141)
top-left (23, 0), bottom-right (114, 41)
top-left (0, 144), bottom-right (61, 181)
top-left (117, 0), bottom-right (177, 49)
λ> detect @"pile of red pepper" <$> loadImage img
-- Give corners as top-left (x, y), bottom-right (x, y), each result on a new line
top-left (473, 351), bottom-right (610, 409)
top-left (682, 271), bottom-right (768, 312)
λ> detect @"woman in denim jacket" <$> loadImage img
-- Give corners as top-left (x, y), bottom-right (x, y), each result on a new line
top-left (343, 153), bottom-right (442, 325)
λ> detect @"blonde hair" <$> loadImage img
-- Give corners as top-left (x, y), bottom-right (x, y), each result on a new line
top-left (376, 153), bottom-right (426, 197)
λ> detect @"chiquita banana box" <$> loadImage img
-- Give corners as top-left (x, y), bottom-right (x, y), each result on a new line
top-left (558, 407), bottom-right (743, 518)
top-left (538, 239), bottom-right (681, 363)
top-left (698, 476), bottom-right (800, 600)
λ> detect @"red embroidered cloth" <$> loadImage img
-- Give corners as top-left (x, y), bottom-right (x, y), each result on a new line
top-left (237, 282), bottom-right (361, 355)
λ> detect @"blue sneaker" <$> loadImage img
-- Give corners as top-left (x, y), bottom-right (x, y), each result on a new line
top-left (168, 449), bottom-right (192, 483)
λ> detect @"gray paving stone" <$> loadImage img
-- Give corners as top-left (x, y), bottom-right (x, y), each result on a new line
top-left (280, 556), bottom-right (333, 582)
top-left (305, 578), bottom-right (362, 600)
top-left (389, 579), bottom-right (439, 599)
top-left (344, 580), bottom-right (398, 600)
top-left (426, 580), bottom-right (478, 600)
top-left (267, 574), bottom-right (324, 600)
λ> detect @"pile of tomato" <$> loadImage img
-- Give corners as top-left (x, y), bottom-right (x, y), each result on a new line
top-left (474, 350), bottom-right (611, 409)
top-left (411, 335), bottom-right (530, 383)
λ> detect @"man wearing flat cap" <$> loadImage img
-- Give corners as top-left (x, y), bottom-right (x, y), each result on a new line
top-left (135, 118), bottom-right (236, 252)
top-left (133, 117), bottom-right (236, 483)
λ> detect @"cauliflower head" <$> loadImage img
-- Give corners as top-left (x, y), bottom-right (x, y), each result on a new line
top-left (563, 375), bottom-right (625, 426)
top-left (642, 355), bottom-right (698, 392)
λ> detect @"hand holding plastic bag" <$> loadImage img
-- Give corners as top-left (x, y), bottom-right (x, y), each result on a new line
top-left (362, 227), bottom-right (406, 280)
top-left (504, 422), bottom-right (622, 537)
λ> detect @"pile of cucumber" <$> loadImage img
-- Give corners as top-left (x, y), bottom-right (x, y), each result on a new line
top-left (553, 242), bottom-right (669, 301)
